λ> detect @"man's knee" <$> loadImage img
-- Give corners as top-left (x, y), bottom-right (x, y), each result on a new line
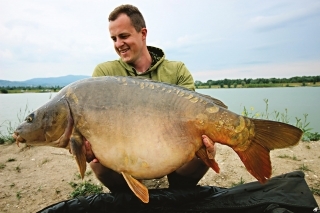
top-left (167, 158), bottom-right (209, 189)
top-left (90, 161), bottom-right (109, 179)
top-left (89, 162), bottom-right (129, 191)
top-left (167, 171), bottom-right (201, 189)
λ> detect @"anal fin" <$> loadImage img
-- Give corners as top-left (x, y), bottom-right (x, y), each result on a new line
top-left (196, 146), bottom-right (220, 173)
top-left (121, 172), bottom-right (149, 203)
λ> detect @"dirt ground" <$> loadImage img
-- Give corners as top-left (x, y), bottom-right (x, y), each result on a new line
top-left (0, 140), bottom-right (319, 213)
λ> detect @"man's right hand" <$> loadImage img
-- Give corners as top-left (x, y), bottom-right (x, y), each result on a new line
top-left (84, 140), bottom-right (99, 163)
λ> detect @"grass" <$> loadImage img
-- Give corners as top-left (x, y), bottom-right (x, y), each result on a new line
top-left (311, 184), bottom-right (320, 196)
top-left (277, 154), bottom-right (299, 161)
top-left (7, 158), bottom-right (16, 162)
top-left (16, 191), bottom-right (21, 200)
top-left (74, 171), bottom-right (93, 180)
top-left (311, 187), bottom-right (320, 196)
top-left (41, 158), bottom-right (51, 165)
top-left (67, 171), bottom-right (103, 198)
top-left (15, 164), bottom-right (21, 173)
top-left (86, 171), bottom-right (93, 176)
top-left (0, 133), bottom-right (15, 145)
top-left (231, 177), bottom-right (246, 187)
top-left (298, 164), bottom-right (312, 172)
top-left (0, 103), bottom-right (31, 145)
top-left (241, 99), bottom-right (320, 141)
top-left (69, 180), bottom-right (103, 198)
top-left (302, 132), bottom-right (320, 142)
top-left (74, 173), bottom-right (82, 180)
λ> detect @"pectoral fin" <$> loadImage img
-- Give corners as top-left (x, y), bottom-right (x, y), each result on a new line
top-left (70, 133), bottom-right (86, 179)
top-left (196, 146), bottom-right (220, 173)
top-left (121, 172), bottom-right (149, 203)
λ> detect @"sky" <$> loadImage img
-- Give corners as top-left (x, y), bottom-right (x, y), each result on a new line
top-left (0, 0), bottom-right (320, 82)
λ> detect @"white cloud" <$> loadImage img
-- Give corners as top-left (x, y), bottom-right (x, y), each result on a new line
top-left (0, 0), bottom-right (319, 81)
top-left (248, 1), bottom-right (320, 32)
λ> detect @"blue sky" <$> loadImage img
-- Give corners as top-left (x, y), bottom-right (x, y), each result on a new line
top-left (1, 0), bottom-right (319, 82)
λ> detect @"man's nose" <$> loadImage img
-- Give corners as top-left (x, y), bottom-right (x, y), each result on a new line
top-left (114, 38), bottom-right (124, 48)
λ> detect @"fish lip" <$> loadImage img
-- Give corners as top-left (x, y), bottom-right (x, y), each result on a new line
top-left (12, 133), bottom-right (26, 147)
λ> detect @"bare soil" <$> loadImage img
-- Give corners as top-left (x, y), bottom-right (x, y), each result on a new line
top-left (0, 141), bottom-right (319, 212)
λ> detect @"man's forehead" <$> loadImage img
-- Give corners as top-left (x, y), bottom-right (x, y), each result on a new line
top-left (109, 14), bottom-right (135, 36)
top-left (109, 14), bottom-right (132, 27)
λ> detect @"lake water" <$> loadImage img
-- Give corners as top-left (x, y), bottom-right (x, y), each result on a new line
top-left (0, 87), bottom-right (319, 134)
top-left (196, 87), bottom-right (320, 133)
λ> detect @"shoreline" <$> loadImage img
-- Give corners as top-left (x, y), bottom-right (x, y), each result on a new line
top-left (1, 84), bottom-right (320, 94)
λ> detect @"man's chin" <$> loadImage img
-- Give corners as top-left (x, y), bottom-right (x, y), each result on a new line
top-left (121, 57), bottom-right (133, 64)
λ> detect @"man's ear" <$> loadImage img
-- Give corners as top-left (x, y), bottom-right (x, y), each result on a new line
top-left (141, 28), bottom-right (147, 40)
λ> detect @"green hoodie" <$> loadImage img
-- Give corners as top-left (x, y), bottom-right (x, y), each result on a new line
top-left (92, 46), bottom-right (195, 91)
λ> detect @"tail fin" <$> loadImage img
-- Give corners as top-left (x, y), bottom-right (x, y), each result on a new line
top-left (236, 119), bottom-right (303, 183)
top-left (252, 119), bottom-right (303, 150)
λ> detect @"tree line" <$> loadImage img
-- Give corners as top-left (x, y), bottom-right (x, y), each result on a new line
top-left (0, 85), bottom-right (62, 93)
top-left (1, 75), bottom-right (319, 93)
top-left (195, 75), bottom-right (320, 88)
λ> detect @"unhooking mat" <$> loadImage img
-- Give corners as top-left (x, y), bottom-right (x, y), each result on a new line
top-left (38, 171), bottom-right (319, 213)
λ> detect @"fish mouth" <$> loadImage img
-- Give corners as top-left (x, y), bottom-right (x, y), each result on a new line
top-left (12, 132), bottom-right (26, 147)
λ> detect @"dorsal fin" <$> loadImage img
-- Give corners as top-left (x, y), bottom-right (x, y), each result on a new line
top-left (124, 76), bottom-right (228, 109)
top-left (197, 93), bottom-right (228, 109)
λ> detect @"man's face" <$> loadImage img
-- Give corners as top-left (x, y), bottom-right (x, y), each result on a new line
top-left (109, 14), bottom-right (146, 65)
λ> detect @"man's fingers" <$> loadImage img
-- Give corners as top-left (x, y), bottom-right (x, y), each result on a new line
top-left (202, 135), bottom-right (215, 149)
top-left (84, 140), bottom-right (97, 163)
top-left (84, 140), bottom-right (91, 151)
top-left (202, 135), bottom-right (216, 160)
top-left (92, 158), bottom-right (99, 163)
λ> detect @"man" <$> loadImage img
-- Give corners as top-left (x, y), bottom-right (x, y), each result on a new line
top-left (87, 4), bottom-right (216, 191)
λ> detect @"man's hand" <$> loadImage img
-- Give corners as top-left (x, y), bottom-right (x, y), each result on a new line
top-left (202, 135), bottom-right (216, 159)
top-left (84, 140), bottom-right (99, 163)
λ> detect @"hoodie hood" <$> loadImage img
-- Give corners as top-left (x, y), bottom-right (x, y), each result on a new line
top-left (119, 46), bottom-right (165, 76)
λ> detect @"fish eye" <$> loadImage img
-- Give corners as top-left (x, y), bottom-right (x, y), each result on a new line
top-left (25, 113), bottom-right (34, 123)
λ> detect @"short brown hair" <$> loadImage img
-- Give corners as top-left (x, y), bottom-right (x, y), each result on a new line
top-left (109, 4), bottom-right (146, 32)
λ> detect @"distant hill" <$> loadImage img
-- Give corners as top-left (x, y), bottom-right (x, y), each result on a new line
top-left (0, 75), bottom-right (90, 87)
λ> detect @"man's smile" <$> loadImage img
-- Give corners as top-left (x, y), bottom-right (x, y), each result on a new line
top-left (119, 48), bottom-right (130, 54)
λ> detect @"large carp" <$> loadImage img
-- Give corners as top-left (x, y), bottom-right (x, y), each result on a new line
top-left (13, 76), bottom-right (302, 203)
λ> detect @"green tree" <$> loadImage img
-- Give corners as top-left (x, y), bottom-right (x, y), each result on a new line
top-left (1, 89), bottom-right (8, 93)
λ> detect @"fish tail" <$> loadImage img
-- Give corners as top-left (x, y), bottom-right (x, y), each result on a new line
top-left (235, 119), bottom-right (303, 183)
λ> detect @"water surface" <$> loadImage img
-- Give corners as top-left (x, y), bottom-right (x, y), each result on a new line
top-left (1, 87), bottom-right (319, 134)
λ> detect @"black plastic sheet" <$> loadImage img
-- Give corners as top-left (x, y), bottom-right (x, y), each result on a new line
top-left (38, 171), bottom-right (319, 213)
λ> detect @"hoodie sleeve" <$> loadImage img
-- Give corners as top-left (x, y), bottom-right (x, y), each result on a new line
top-left (176, 62), bottom-right (196, 91)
